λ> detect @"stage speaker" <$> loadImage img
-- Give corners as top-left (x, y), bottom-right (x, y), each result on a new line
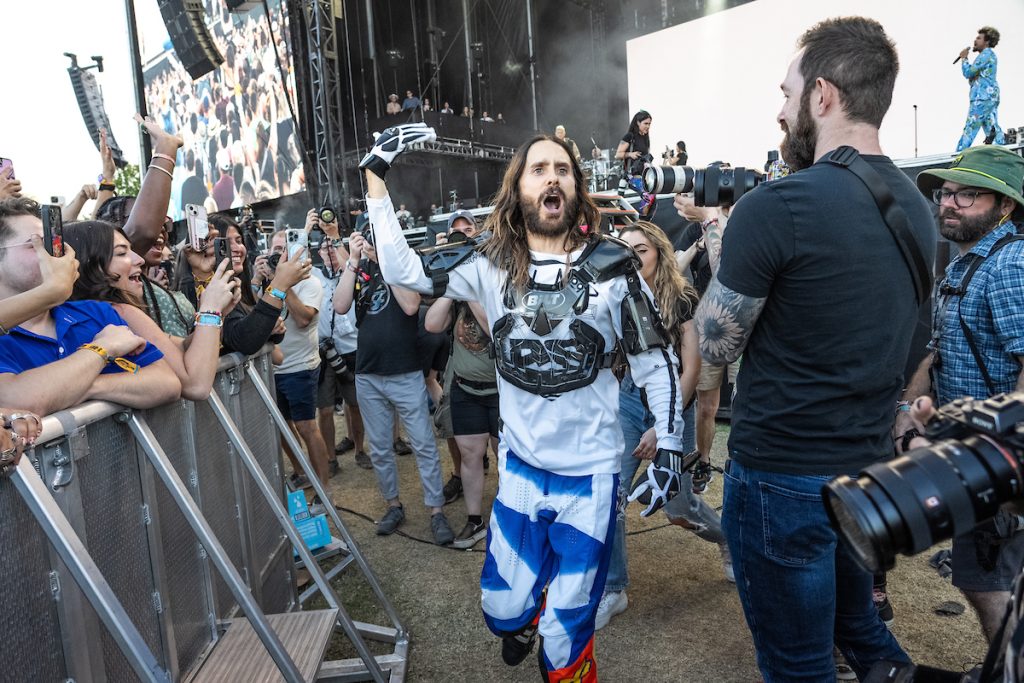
top-left (158, 0), bottom-right (224, 80)
top-left (66, 65), bottom-right (126, 168)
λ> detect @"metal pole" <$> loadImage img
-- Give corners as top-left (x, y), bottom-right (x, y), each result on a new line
top-left (410, 0), bottom-right (425, 110)
top-left (127, 414), bottom-right (306, 683)
top-left (11, 458), bottom-right (170, 683)
top-left (461, 0), bottom-right (474, 135)
top-left (123, 0), bottom-right (152, 163)
top-left (525, 0), bottom-right (539, 131)
top-left (426, 0), bottom-right (441, 106)
top-left (365, 0), bottom-right (382, 118)
top-left (205, 389), bottom-right (388, 683)
top-left (913, 104), bottom-right (919, 158)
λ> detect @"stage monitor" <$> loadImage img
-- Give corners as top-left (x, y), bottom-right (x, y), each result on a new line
top-left (136, 0), bottom-right (305, 220)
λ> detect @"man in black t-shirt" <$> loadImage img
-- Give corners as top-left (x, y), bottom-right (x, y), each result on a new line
top-left (332, 231), bottom-right (455, 546)
top-left (693, 18), bottom-right (936, 682)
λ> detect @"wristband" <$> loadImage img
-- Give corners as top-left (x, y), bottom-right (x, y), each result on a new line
top-left (194, 312), bottom-right (223, 328)
top-left (896, 400), bottom-right (911, 413)
top-left (346, 261), bottom-right (361, 274)
top-left (98, 182), bottom-right (116, 192)
top-left (151, 152), bottom-right (176, 165)
top-left (700, 218), bottom-right (719, 229)
top-left (148, 163), bottom-right (173, 180)
top-left (266, 287), bottom-right (287, 301)
top-left (79, 344), bottom-right (140, 374)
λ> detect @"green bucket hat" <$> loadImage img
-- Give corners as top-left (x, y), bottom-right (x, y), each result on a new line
top-left (916, 146), bottom-right (1024, 209)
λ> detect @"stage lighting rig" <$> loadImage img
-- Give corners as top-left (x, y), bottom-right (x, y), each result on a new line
top-left (64, 52), bottom-right (126, 168)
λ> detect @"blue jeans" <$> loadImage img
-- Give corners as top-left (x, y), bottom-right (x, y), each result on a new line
top-left (606, 376), bottom-right (717, 593)
top-left (722, 459), bottom-right (908, 682)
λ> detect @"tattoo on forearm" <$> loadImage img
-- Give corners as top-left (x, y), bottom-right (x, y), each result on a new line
top-left (695, 278), bottom-right (766, 364)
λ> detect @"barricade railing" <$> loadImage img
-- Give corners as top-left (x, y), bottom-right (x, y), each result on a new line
top-left (0, 347), bottom-right (407, 682)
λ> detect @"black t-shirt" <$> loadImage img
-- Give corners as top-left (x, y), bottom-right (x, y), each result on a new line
top-left (678, 222), bottom-right (712, 297)
top-left (621, 132), bottom-right (650, 176)
top-left (416, 304), bottom-right (450, 375)
top-left (354, 264), bottom-right (421, 375)
top-left (717, 154), bottom-right (937, 476)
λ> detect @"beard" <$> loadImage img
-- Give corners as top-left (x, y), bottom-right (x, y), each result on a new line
top-left (939, 203), bottom-right (1003, 244)
top-left (780, 93), bottom-right (818, 172)
top-left (521, 191), bottom-right (579, 239)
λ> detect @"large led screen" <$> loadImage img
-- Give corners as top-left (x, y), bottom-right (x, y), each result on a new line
top-left (136, 0), bottom-right (304, 219)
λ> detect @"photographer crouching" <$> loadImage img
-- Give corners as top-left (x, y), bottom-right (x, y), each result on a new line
top-left (692, 17), bottom-right (937, 681)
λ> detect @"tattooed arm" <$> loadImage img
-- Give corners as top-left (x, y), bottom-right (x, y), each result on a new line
top-left (694, 274), bottom-right (766, 364)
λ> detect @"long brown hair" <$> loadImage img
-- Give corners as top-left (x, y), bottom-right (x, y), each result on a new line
top-left (618, 220), bottom-right (698, 350)
top-left (480, 134), bottom-right (601, 290)
top-left (63, 220), bottom-right (146, 310)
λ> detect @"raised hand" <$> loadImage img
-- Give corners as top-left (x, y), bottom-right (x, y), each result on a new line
top-left (99, 128), bottom-right (117, 182)
top-left (359, 122), bottom-right (437, 178)
top-left (33, 236), bottom-right (79, 306)
top-left (134, 112), bottom-right (183, 156)
top-left (198, 259), bottom-right (238, 314)
top-left (0, 172), bottom-right (22, 200)
top-left (270, 246), bottom-right (312, 290)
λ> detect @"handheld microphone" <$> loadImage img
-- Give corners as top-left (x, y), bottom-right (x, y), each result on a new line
top-left (953, 46), bottom-right (969, 64)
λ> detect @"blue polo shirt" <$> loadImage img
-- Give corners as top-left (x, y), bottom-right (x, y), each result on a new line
top-left (0, 300), bottom-right (163, 375)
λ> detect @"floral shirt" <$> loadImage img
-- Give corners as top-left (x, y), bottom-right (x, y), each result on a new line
top-left (963, 47), bottom-right (1000, 101)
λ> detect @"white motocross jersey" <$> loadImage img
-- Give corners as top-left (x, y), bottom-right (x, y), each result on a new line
top-left (369, 195), bottom-right (682, 476)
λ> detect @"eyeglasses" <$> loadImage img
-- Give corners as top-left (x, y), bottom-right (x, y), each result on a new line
top-left (931, 188), bottom-right (995, 208)
top-left (0, 239), bottom-right (34, 251)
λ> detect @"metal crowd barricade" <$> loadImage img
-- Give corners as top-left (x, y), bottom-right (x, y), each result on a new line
top-left (0, 348), bottom-right (408, 682)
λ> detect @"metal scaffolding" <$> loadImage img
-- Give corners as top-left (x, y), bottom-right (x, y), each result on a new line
top-left (306, 0), bottom-right (348, 208)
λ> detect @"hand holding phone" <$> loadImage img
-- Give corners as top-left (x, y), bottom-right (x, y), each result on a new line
top-left (41, 204), bottom-right (64, 257)
top-left (186, 204), bottom-right (210, 251)
top-left (213, 237), bottom-right (231, 269)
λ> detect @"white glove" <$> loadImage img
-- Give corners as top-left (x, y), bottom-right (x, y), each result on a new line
top-left (627, 449), bottom-right (699, 517)
top-left (359, 123), bottom-right (437, 178)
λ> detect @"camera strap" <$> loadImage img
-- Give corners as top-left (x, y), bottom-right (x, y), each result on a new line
top-left (822, 146), bottom-right (932, 306)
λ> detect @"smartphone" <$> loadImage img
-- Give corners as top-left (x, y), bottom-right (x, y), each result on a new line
top-left (185, 204), bottom-right (209, 251)
top-left (214, 237), bottom-right (231, 269)
top-left (0, 158), bottom-right (14, 180)
top-left (41, 204), bottom-right (64, 257)
top-left (285, 228), bottom-right (307, 259)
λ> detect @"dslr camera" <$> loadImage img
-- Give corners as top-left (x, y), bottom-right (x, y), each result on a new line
top-left (319, 340), bottom-right (354, 383)
top-left (642, 163), bottom-right (761, 207)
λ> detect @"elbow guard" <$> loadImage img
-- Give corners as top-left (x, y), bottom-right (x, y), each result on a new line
top-left (418, 234), bottom-right (488, 297)
top-left (620, 271), bottom-right (670, 354)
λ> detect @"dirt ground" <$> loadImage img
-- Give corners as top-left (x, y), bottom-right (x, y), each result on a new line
top-left (314, 422), bottom-right (990, 682)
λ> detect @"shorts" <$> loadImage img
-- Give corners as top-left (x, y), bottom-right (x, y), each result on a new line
top-left (316, 351), bottom-right (357, 409)
top-left (697, 358), bottom-right (740, 392)
top-left (450, 380), bottom-right (499, 437)
top-left (951, 514), bottom-right (1024, 592)
top-left (275, 368), bottom-right (319, 422)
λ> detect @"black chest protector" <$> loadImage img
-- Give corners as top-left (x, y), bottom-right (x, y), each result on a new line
top-left (489, 236), bottom-right (669, 397)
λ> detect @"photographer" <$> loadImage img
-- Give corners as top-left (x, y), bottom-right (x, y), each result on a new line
top-left (616, 110), bottom-right (656, 217)
top-left (693, 18), bottom-right (937, 681)
top-left (896, 147), bottom-right (1024, 644)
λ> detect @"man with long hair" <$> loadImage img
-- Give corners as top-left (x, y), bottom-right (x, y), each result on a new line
top-left (359, 124), bottom-right (686, 682)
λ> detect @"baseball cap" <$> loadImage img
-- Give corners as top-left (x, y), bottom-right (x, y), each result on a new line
top-left (917, 146), bottom-right (1024, 209)
top-left (447, 210), bottom-right (477, 232)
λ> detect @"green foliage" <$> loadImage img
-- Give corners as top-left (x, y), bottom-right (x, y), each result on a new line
top-left (116, 163), bottom-right (141, 197)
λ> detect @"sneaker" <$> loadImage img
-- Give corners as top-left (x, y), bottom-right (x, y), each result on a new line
top-left (873, 587), bottom-right (895, 628)
top-left (501, 619), bottom-right (539, 666)
top-left (443, 474), bottom-right (463, 504)
top-left (691, 458), bottom-right (713, 494)
top-left (719, 544), bottom-right (736, 583)
top-left (431, 512), bottom-right (455, 545)
top-left (308, 496), bottom-right (328, 516)
top-left (335, 437), bottom-right (355, 455)
top-left (452, 520), bottom-right (487, 549)
top-left (288, 473), bottom-right (312, 490)
top-left (376, 505), bottom-right (405, 535)
top-left (594, 590), bottom-right (628, 631)
top-left (834, 648), bottom-right (857, 681)
top-left (327, 459), bottom-right (340, 478)
top-left (355, 451), bottom-right (373, 470)
top-left (393, 438), bottom-right (412, 456)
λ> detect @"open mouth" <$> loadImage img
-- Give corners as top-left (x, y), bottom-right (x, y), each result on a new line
top-left (127, 272), bottom-right (143, 285)
top-left (541, 189), bottom-right (563, 215)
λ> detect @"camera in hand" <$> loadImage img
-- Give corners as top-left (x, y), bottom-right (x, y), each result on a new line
top-left (319, 340), bottom-right (354, 383)
top-left (319, 206), bottom-right (336, 224)
top-left (824, 391), bottom-right (1024, 575)
top-left (267, 252), bottom-right (281, 270)
top-left (642, 164), bottom-right (761, 207)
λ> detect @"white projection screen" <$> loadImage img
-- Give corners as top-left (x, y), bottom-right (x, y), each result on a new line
top-left (626, 0), bottom-right (1024, 167)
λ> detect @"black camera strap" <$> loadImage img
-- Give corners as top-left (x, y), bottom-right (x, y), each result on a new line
top-left (822, 146), bottom-right (932, 307)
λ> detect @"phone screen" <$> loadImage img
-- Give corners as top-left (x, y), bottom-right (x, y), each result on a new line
top-left (214, 237), bottom-right (231, 268)
top-left (41, 204), bottom-right (64, 257)
top-left (0, 158), bottom-right (14, 180)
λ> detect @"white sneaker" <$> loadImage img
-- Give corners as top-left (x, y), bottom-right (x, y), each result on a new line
top-left (719, 544), bottom-right (736, 583)
top-left (594, 590), bottom-right (628, 631)
top-left (834, 647), bottom-right (858, 681)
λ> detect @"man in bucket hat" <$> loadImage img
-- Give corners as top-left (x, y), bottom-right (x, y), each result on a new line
top-left (897, 145), bottom-right (1024, 644)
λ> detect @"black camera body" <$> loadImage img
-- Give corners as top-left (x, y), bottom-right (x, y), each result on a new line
top-left (825, 391), bottom-right (1024, 574)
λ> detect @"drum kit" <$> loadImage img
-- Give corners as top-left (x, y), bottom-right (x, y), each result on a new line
top-left (582, 148), bottom-right (622, 193)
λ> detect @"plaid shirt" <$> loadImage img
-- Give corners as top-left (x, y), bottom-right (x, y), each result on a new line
top-left (932, 222), bottom-right (1024, 403)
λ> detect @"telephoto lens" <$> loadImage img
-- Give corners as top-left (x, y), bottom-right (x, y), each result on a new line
top-left (319, 206), bottom-right (336, 224)
top-left (823, 393), bottom-right (1024, 573)
top-left (694, 166), bottom-right (761, 207)
top-left (642, 165), bottom-right (695, 195)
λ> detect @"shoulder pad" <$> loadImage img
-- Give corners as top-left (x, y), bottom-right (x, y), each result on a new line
top-left (418, 237), bottom-right (485, 297)
top-left (575, 235), bottom-right (640, 284)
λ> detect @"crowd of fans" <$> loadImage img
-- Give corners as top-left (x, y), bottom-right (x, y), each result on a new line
top-left (383, 89), bottom-right (505, 124)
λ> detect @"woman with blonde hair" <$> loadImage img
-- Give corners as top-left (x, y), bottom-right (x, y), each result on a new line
top-left (596, 220), bottom-right (733, 630)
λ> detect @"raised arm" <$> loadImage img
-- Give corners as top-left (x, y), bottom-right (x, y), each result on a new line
top-left (0, 238), bottom-right (79, 332)
top-left (123, 114), bottom-right (183, 255)
top-left (962, 48), bottom-right (994, 80)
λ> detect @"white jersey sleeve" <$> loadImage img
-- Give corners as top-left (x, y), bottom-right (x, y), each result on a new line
top-left (609, 275), bottom-right (684, 453)
top-left (366, 195), bottom-right (484, 302)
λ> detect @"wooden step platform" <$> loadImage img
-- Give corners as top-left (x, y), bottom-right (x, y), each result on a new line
top-left (191, 609), bottom-right (338, 683)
